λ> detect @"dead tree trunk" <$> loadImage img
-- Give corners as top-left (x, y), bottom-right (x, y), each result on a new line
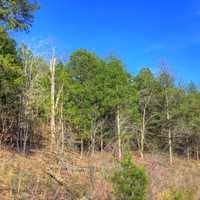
top-left (60, 96), bottom-right (64, 154)
top-left (50, 57), bottom-right (56, 151)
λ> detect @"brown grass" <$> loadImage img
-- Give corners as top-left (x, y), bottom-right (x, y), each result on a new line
top-left (0, 148), bottom-right (200, 199)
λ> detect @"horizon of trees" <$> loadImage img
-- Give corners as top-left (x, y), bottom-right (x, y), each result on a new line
top-left (0, 0), bottom-right (200, 166)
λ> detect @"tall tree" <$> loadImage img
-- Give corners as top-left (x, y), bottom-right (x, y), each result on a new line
top-left (180, 87), bottom-right (200, 159)
top-left (50, 56), bottom-right (56, 151)
top-left (18, 44), bottom-right (49, 151)
top-left (158, 67), bottom-right (182, 165)
top-left (0, 28), bottom-right (23, 147)
top-left (68, 49), bottom-right (106, 155)
top-left (105, 56), bottom-right (131, 160)
top-left (135, 68), bottom-right (157, 159)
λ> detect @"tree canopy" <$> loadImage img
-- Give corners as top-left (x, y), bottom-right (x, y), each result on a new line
top-left (0, 0), bottom-right (39, 31)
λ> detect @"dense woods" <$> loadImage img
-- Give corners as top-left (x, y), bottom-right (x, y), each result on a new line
top-left (1, 27), bottom-right (200, 163)
top-left (0, 1), bottom-right (200, 199)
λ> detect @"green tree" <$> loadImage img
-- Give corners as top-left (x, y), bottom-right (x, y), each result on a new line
top-left (67, 49), bottom-right (106, 155)
top-left (0, 28), bottom-right (23, 146)
top-left (180, 88), bottom-right (200, 159)
top-left (0, 0), bottom-right (39, 31)
top-left (104, 56), bottom-right (132, 160)
top-left (0, 28), bottom-right (23, 107)
top-left (110, 154), bottom-right (149, 200)
top-left (135, 68), bottom-right (158, 159)
top-left (158, 67), bottom-right (185, 164)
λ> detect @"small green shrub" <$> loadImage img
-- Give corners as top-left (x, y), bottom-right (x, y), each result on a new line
top-left (110, 154), bottom-right (149, 200)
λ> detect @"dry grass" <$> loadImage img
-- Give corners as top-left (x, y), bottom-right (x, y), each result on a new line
top-left (0, 148), bottom-right (114, 200)
top-left (89, 152), bottom-right (200, 200)
top-left (0, 148), bottom-right (200, 199)
top-left (133, 152), bottom-right (200, 200)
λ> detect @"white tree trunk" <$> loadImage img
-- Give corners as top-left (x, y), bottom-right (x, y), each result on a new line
top-left (50, 57), bottom-right (56, 151)
top-left (117, 106), bottom-right (122, 160)
top-left (168, 128), bottom-right (173, 164)
top-left (61, 97), bottom-right (64, 154)
top-left (166, 90), bottom-right (173, 165)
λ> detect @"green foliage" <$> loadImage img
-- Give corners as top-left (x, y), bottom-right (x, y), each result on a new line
top-left (0, 0), bottom-right (39, 31)
top-left (67, 49), bottom-right (134, 142)
top-left (0, 29), bottom-right (23, 111)
top-left (104, 56), bottom-right (130, 107)
top-left (110, 154), bottom-right (149, 200)
top-left (67, 49), bottom-right (104, 135)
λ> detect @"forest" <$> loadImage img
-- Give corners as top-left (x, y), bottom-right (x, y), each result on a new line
top-left (0, 1), bottom-right (200, 200)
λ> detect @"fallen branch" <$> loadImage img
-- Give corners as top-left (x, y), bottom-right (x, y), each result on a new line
top-left (47, 169), bottom-right (79, 199)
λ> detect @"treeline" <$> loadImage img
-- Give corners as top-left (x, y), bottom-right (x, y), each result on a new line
top-left (0, 0), bottom-right (200, 165)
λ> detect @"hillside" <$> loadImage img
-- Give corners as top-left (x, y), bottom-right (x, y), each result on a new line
top-left (0, 148), bottom-right (200, 200)
top-left (1, 1), bottom-right (200, 199)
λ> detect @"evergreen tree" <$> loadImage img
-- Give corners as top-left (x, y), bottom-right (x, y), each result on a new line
top-left (0, 0), bottom-right (39, 31)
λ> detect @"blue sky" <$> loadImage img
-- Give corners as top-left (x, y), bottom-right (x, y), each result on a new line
top-left (13, 0), bottom-right (200, 85)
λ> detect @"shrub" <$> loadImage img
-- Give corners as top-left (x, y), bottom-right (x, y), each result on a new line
top-left (110, 154), bottom-right (149, 200)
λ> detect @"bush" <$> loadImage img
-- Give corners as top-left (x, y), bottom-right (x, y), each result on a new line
top-left (110, 154), bottom-right (149, 200)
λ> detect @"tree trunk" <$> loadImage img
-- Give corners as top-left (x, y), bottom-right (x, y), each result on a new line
top-left (91, 136), bottom-right (95, 157)
top-left (50, 57), bottom-right (56, 151)
top-left (140, 107), bottom-right (146, 160)
top-left (187, 146), bottom-right (190, 160)
top-left (100, 135), bottom-right (103, 153)
top-left (81, 139), bottom-right (83, 158)
top-left (168, 128), bottom-right (173, 165)
top-left (91, 120), bottom-right (95, 157)
top-left (61, 97), bottom-right (64, 154)
top-left (117, 106), bottom-right (122, 160)
top-left (140, 128), bottom-right (144, 160)
top-left (166, 90), bottom-right (173, 165)
top-left (23, 124), bottom-right (28, 154)
top-left (197, 145), bottom-right (199, 160)
top-left (100, 124), bottom-right (103, 153)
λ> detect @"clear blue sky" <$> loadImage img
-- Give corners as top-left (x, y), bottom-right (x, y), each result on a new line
top-left (13, 0), bottom-right (200, 85)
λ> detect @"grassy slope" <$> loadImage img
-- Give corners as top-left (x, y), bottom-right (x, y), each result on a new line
top-left (0, 148), bottom-right (200, 200)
